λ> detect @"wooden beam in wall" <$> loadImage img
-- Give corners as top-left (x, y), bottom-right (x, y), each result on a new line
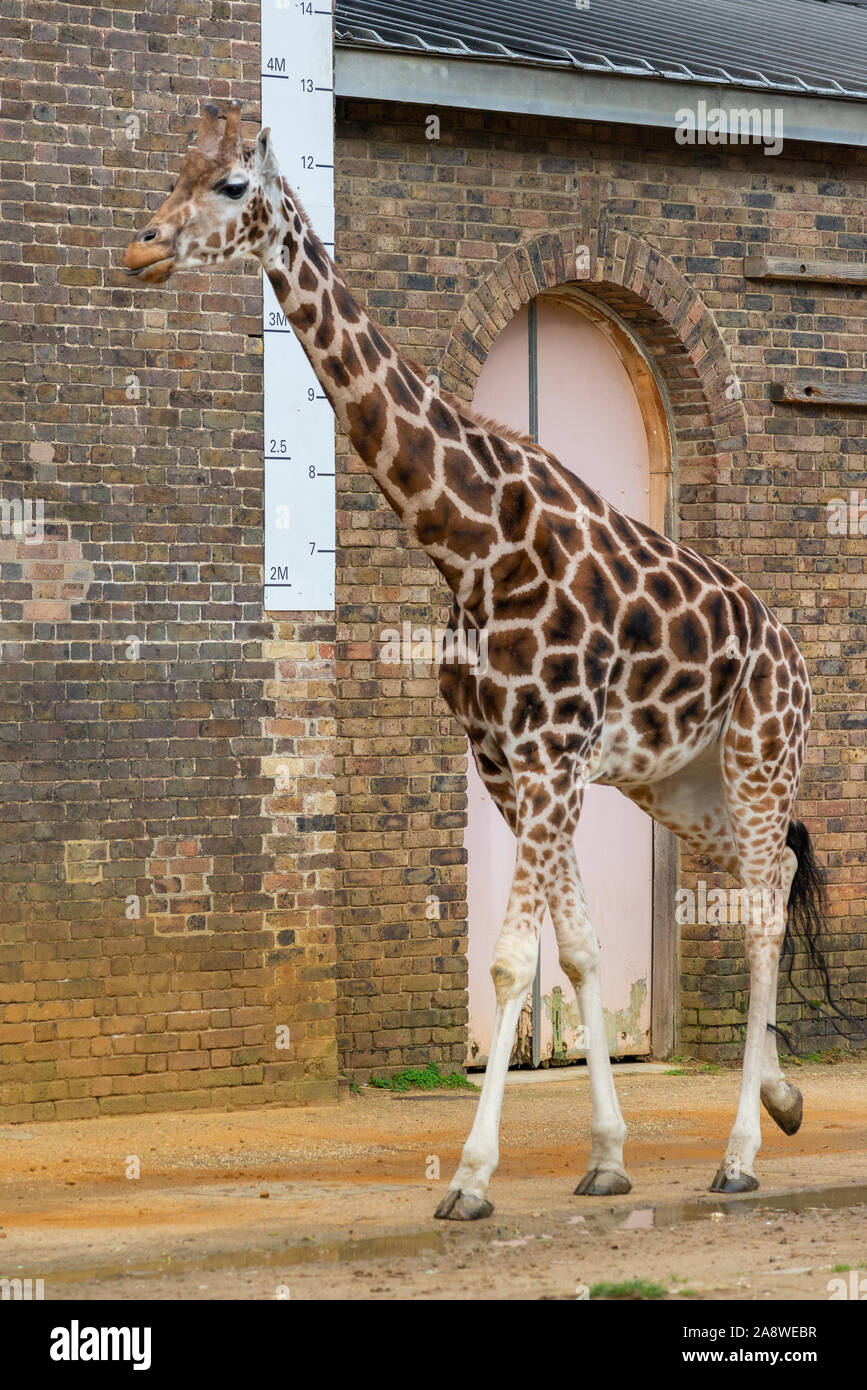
top-left (770, 381), bottom-right (867, 407)
top-left (744, 255), bottom-right (867, 285)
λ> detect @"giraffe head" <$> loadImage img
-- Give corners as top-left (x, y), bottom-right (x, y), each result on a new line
top-left (123, 103), bottom-right (282, 285)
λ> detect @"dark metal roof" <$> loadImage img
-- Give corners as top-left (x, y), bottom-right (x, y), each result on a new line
top-left (335, 0), bottom-right (867, 99)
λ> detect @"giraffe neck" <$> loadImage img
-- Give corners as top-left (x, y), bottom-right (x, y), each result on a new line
top-left (259, 177), bottom-right (511, 597)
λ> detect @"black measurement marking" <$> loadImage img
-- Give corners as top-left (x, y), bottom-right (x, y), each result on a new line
top-left (264, 455), bottom-right (293, 461)
top-left (315, 163), bottom-right (334, 169)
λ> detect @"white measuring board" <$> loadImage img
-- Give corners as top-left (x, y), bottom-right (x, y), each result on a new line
top-left (261, 0), bottom-right (335, 611)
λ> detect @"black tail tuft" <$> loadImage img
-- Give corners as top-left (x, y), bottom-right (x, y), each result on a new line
top-left (776, 819), bottom-right (866, 1049)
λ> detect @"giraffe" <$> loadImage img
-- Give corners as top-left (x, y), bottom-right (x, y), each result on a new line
top-left (124, 103), bottom-right (831, 1219)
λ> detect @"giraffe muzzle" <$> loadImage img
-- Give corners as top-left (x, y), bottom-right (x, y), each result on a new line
top-left (123, 233), bottom-right (176, 284)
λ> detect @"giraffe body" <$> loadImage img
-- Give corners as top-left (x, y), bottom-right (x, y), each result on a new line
top-left (124, 105), bottom-right (817, 1215)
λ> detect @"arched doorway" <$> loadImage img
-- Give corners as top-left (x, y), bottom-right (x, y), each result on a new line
top-left (465, 289), bottom-right (675, 1067)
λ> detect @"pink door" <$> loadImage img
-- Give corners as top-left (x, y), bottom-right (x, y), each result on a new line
top-left (466, 296), bottom-right (654, 1066)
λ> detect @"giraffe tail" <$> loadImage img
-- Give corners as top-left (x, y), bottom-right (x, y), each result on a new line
top-left (771, 819), bottom-right (867, 1051)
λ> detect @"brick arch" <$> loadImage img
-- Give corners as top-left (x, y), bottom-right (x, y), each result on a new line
top-left (440, 225), bottom-right (748, 1064)
top-left (439, 225), bottom-right (747, 486)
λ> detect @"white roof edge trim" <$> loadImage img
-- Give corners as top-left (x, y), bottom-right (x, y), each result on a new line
top-left (335, 47), bottom-right (867, 148)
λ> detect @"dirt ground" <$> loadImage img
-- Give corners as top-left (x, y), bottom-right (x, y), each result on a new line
top-left (1, 1059), bottom-right (864, 1301)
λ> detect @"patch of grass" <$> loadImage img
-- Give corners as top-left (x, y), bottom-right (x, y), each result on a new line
top-left (814, 1046), bottom-right (863, 1065)
top-left (589, 1279), bottom-right (668, 1301)
top-left (367, 1063), bottom-right (478, 1092)
top-left (679, 1287), bottom-right (699, 1298)
top-left (663, 1055), bottom-right (731, 1076)
top-left (790, 1046), bottom-right (865, 1068)
top-left (831, 1263), bottom-right (850, 1273)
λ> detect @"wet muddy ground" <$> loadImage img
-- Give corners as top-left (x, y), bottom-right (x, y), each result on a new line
top-left (1, 1060), bottom-right (864, 1300)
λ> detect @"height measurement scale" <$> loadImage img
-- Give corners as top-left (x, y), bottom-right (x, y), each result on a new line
top-left (261, 0), bottom-right (335, 611)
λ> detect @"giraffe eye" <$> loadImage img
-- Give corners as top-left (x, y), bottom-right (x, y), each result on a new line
top-left (220, 180), bottom-right (248, 200)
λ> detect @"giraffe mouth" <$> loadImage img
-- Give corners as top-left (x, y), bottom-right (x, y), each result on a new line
top-left (123, 257), bottom-right (175, 285)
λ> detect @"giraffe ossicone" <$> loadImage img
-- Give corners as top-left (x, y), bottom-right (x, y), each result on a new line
top-left (125, 104), bottom-right (834, 1219)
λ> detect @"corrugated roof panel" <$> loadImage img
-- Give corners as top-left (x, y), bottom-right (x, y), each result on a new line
top-left (335, 0), bottom-right (867, 99)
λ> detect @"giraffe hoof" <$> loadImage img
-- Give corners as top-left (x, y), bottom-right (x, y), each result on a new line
top-left (574, 1168), bottom-right (632, 1196)
top-left (709, 1167), bottom-right (759, 1194)
top-left (761, 1082), bottom-right (803, 1136)
top-left (434, 1190), bottom-right (494, 1221)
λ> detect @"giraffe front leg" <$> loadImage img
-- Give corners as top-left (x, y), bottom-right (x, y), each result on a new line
top-left (549, 843), bottom-right (631, 1197)
top-left (435, 845), bottom-right (543, 1221)
top-left (711, 889), bottom-right (787, 1193)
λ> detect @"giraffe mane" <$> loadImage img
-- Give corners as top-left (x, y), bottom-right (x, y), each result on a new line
top-left (399, 353), bottom-right (536, 449)
top-left (459, 411), bottom-right (536, 448)
top-left (283, 181), bottom-right (313, 230)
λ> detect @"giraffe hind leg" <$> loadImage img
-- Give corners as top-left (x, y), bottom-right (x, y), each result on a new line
top-left (622, 745), bottom-right (802, 1184)
top-left (709, 701), bottom-right (804, 1194)
top-left (759, 844), bottom-right (804, 1135)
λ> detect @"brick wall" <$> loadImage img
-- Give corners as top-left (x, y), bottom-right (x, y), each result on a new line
top-left (2, 4), bottom-right (865, 1122)
top-left (334, 98), bottom-right (866, 1066)
top-left (0, 2), bottom-right (337, 1121)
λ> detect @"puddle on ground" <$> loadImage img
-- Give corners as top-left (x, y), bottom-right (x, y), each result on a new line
top-left (576, 1181), bottom-right (867, 1232)
top-left (35, 1229), bottom-right (446, 1287)
top-left (23, 1183), bottom-right (867, 1288)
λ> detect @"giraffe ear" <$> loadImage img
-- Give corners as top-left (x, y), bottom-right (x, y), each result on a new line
top-left (197, 102), bottom-right (222, 157)
top-left (255, 127), bottom-right (278, 178)
top-left (220, 101), bottom-right (244, 162)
